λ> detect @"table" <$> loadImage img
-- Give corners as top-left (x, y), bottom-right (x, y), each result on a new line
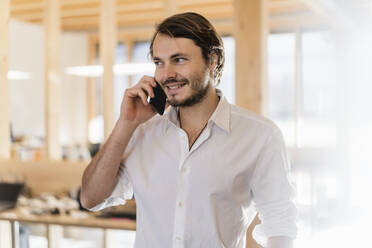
top-left (0, 208), bottom-right (136, 248)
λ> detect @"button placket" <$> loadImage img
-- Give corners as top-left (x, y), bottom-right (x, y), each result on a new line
top-left (173, 142), bottom-right (189, 248)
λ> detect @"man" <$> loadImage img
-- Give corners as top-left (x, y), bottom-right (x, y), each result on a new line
top-left (81, 12), bottom-right (297, 248)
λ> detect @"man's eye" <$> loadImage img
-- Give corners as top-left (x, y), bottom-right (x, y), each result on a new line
top-left (175, 58), bottom-right (186, 63)
top-left (154, 61), bottom-right (162, 66)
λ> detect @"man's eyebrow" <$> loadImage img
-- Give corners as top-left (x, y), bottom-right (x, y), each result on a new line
top-left (170, 53), bottom-right (189, 59)
top-left (153, 53), bottom-right (189, 61)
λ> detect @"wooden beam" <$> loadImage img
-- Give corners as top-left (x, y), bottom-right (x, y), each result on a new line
top-left (10, 12), bottom-right (42, 22)
top-left (63, 1), bottom-right (164, 17)
top-left (11, 2), bottom-right (43, 12)
top-left (178, 4), bottom-right (233, 19)
top-left (0, 0), bottom-right (10, 159)
top-left (166, 0), bottom-right (177, 16)
top-left (44, 0), bottom-right (62, 160)
top-left (234, 0), bottom-right (268, 115)
top-left (116, 1), bottom-right (164, 13)
top-left (11, 1), bottom-right (164, 21)
top-left (100, 0), bottom-right (116, 139)
top-left (10, 0), bottom-right (100, 12)
top-left (10, 0), bottom-right (325, 32)
top-left (178, 0), bottom-right (231, 6)
top-left (86, 34), bottom-right (98, 144)
top-left (61, 0), bottom-right (100, 5)
top-left (58, 10), bottom-right (164, 30)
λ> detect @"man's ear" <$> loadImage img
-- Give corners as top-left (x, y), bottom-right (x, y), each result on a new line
top-left (208, 53), bottom-right (218, 76)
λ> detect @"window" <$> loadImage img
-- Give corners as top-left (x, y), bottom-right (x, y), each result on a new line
top-left (114, 42), bottom-right (129, 120)
top-left (218, 36), bottom-right (235, 104)
top-left (268, 33), bottom-right (296, 146)
top-left (268, 30), bottom-right (372, 247)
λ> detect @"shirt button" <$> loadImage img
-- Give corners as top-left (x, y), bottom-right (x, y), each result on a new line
top-left (181, 167), bottom-right (187, 173)
top-left (178, 202), bottom-right (183, 207)
top-left (176, 236), bottom-right (182, 241)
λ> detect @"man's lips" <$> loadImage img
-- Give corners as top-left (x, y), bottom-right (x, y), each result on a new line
top-left (163, 81), bottom-right (188, 95)
top-left (164, 82), bottom-right (187, 89)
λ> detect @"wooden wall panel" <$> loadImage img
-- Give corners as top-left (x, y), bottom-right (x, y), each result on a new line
top-left (100, 0), bottom-right (116, 140)
top-left (44, 0), bottom-right (62, 160)
top-left (0, 0), bottom-right (10, 159)
top-left (0, 159), bottom-right (87, 196)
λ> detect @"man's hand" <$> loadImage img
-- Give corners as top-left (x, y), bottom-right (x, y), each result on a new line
top-left (120, 76), bottom-right (158, 126)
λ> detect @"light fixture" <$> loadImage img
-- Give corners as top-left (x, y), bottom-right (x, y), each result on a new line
top-left (8, 70), bottom-right (32, 80)
top-left (64, 62), bottom-right (155, 77)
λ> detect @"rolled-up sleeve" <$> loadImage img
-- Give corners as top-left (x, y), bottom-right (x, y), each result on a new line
top-left (88, 126), bottom-right (142, 212)
top-left (89, 164), bottom-right (134, 212)
top-left (250, 128), bottom-right (298, 247)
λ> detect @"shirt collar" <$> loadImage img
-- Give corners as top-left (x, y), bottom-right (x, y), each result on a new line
top-left (210, 89), bottom-right (231, 133)
top-left (163, 89), bottom-right (231, 133)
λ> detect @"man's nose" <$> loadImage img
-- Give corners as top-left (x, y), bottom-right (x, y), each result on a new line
top-left (163, 64), bottom-right (177, 79)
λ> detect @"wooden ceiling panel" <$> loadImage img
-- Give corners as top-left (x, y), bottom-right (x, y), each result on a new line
top-left (61, 0), bottom-right (99, 5)
top-left (179, 0), bottom-right (231, 8)
top-left (10, 0), bottom-right (42, 4)
top-left (11, 2), bottom-right (43, 12)
top-left (10, 0), bottom-right (319, 31)
top-left (116, 1), bottom-right (164, 14)
top-left (179, 5), bottom-right (233, 20)
top-left (62, 2), bottom-right (100, 11)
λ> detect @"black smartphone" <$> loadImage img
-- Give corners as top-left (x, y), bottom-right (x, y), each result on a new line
top-left (147, 81), bottom-right (167, 115)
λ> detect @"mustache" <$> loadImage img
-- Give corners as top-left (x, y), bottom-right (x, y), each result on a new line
top-left (163, 78), bottom-right (189, 85)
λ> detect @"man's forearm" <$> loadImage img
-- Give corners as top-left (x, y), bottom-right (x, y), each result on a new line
top-left (267, 236), bottom-right (293, 248)
top-left (80, 119), bottom-right (138, 209)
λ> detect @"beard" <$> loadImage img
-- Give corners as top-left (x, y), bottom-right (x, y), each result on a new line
top-left (164, 68), bottom-right (211, 107)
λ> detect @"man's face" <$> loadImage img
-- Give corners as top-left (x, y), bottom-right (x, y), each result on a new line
top-left (152, 33), bottom-right (213, 107)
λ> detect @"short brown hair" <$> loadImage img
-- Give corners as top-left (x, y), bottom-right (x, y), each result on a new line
top-left (150, 12), bottom-right (225, 85)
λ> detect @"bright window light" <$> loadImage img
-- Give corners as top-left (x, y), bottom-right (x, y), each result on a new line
top-left (8, 70), bottom-right (32, 80)
top-left (64, 62), bottom-right (155, 77)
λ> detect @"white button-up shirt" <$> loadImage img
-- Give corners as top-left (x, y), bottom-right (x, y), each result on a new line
top-left (91, 90), bottom-right (297, 248)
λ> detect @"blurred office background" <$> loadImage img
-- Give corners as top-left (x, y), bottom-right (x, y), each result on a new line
top-left (1, 0), bottom-right (372, 247)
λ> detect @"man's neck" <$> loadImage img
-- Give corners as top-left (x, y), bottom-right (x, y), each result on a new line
top-left (178, 83), bottom-right (219, 133)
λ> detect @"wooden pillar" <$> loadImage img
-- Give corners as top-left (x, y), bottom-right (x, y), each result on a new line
top-left (0, 0), bottom-right (10, 159)
top-left (234, 1), bottom-right (268, 247)
top-left (100, 0), bottom-right (116, 140)
top-left (86, 35), bottom-right (97, 143)
top-left (125, 39), bottom-right (134, 87)
top-left (234, 0), bottom-right (268, 115)
top-left (44, 0), bottom-right (62, 160)
top-left (47, 224), bottom-right (63, 248)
